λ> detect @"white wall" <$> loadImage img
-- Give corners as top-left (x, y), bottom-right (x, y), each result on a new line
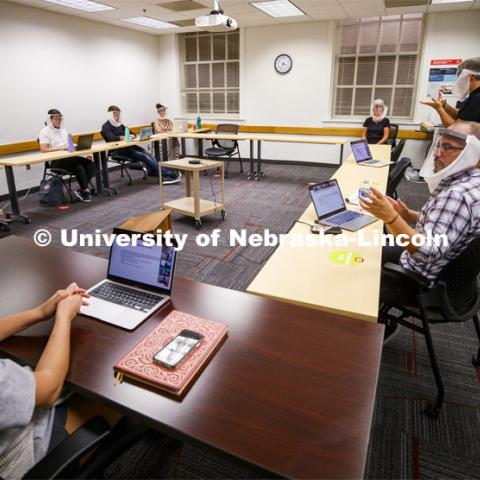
top-left (0, 1), bottom-right (161, 195)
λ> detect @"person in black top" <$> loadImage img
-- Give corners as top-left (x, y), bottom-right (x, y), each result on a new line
top-left (362, 99), bottom-right (390, 144)
top-left (421, 57), bottom-right (480, 127)
top-left (101, 106), bottom-right (181, 184)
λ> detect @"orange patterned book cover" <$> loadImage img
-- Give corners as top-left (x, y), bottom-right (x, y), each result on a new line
top-left (114, 310), bottom-right (228, 396)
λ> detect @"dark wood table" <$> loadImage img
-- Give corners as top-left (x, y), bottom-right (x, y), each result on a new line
top-left (0, 236), bottom-right (384, 479)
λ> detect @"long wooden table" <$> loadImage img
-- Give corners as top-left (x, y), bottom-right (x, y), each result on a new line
top-left (247, 145), bottom-right (391, 323)
top-left (0, 134), bottom-right (170, 224)
top-left (176, 132), bottom-right (348, 180)
top-left (0, 236), bottom-right (384, 479)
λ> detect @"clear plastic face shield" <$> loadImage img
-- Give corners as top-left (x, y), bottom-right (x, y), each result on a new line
top-left (371, 99), bottom-right (388, 121)
top-left (420, 128), bottom-right (480, 193)
top-left (454, 69), bottom-right (480, 101)
top-left (109, 110), bottom-right (122, 125)
top-left (47, 113), bottom-right (64, 129)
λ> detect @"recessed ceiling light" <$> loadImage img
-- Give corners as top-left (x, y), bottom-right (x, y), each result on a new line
top-left (43, 0), bottom-right (114, 12)
top-left (122, 16), bottom-right (177, 30)
top-left (430, 0), bottom-right (473, 3)
top-left (250, 0), bottom-right (305, 18)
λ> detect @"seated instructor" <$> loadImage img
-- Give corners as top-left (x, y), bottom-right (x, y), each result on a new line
top-left (39, 109), bottom-right (96, 203)
top-left (101, 105), bottom-right (181, 184)
top-left (361, 99), bottom-right (391, 145)
top-left (359, 121), bottom-right (480, 335)
top-left (421, 57), bottom-right (480, 126)
top-left (0, 284), bottom-right (90, 477)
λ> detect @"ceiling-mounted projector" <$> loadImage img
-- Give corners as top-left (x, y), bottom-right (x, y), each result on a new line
top-left (195, 0), bottom-right (238, 32)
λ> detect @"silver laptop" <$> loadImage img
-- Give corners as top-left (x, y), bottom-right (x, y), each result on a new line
top-left (80, 228), bottom-right (177, 330)
top-left (138, 127), bottom-right (153, 141)
top-left (309, 179), bottom-right (377, 232)
top-left (172, 119), bottom-right (188, 133)
top-left (351, 140), bottom-right (392, 167)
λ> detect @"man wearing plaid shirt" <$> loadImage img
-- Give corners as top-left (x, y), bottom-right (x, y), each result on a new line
top-left (360, 121), bottom-right (480, 323)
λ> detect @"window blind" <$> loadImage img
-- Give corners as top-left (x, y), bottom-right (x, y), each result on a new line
top-left (180, 32), bottom-right (240, 115)
top-left (333, 15), bottom-right (423, 120)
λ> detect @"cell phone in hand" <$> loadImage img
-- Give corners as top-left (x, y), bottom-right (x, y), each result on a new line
top-left (153, 329), bottom-right (204, 369)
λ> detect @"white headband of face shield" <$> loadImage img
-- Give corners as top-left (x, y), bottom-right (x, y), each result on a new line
top-left (371, 100), bottom-right (388, 121)
top-left (454, 69), bottom-right (480, 101)
top-left (420, 128), bottom-right (480, 193)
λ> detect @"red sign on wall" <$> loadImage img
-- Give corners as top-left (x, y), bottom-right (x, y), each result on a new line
top-left (430, 59), bottom-right (462, 66)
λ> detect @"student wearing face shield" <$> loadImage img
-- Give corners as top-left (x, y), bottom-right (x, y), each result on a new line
top-left (152, 103), bottom-right (180, 161)
top-left (361, 99), bottom-right (391, 145)
top-left (359, 121), bottom-right (480, 339)
top-left (421, 57), bottom-right (480, 127)
top-left (39, 109), bottom-right (96, 203)
top-left (101, 106), bottom-right (181, 185)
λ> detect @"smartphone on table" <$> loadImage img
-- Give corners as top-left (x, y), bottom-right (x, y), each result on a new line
top-left (153, 329), bottom-right (204, 369)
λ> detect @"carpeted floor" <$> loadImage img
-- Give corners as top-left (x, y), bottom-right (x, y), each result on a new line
top-left (2, 163), bottom-right (480, 479)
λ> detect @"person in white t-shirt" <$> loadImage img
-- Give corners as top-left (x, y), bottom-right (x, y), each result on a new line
top-left (39, 109), bottom-right (96, 203)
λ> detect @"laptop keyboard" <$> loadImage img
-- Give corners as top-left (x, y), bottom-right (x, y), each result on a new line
top-left (90, 282), bottom-right (164, 313)
top-left (328, 210), bottom-right (361, 226)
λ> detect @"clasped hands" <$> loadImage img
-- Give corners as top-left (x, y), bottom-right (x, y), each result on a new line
top-left (37, 282), bottom-right (90, 323)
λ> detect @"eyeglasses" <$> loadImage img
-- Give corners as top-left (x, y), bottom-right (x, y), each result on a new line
top-left (434, 142), bottom-right (465, 153)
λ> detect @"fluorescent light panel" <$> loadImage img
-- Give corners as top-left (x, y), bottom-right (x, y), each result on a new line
top-left (251, 0), bottom-right (305, 18)
top-left (430, 0), bottom-right (473, 3)
top-left (122, 16), bottom-right (176, 29)
top-left (43, 0), bottom-right (114, 12)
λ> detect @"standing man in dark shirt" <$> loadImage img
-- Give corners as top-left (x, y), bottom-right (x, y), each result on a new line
top-left (361, 99), bottom-right (391, 144)
top-left (421, 57), bottom-right (480, 126)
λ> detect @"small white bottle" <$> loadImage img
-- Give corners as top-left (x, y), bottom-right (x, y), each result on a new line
top-left (359, 179), bottom-right (371, 200)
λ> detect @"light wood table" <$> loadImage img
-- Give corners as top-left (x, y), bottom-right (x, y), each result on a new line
top-left (176, 132), bottom-right (348, 180)
top-left (159, 158), bottom-right (225, 230)
top-left (247, 145), bottom-right (392, 322)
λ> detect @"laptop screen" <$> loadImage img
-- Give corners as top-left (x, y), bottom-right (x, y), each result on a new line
top-left (309, 180), bottom-right (346, 219)
top-left (108, 233), bottom-right (177, 295)
top-left (351, 140), bottom-right (372, 163)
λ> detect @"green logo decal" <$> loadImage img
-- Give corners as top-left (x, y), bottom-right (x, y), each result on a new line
top-left (329, 251), bottom-right (365, 266)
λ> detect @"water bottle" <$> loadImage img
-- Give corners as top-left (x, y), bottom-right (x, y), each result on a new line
top-left (125, 126), bottom-right (131, 143)
top-left (359, 179), bottom-right (371, 200)
top-left (67, 134), bottom-right (75, 152)
top-left (196, 116), bottom-right (202, 130)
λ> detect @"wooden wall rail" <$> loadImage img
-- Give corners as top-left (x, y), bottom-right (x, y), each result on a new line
top-left (0, 124), bottom-right (432, 156)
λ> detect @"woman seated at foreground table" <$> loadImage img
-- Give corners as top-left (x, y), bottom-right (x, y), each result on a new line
top-left (361, 99), bottom-right (391, 145)
top-left (0, 284), bottom-right (120, 478)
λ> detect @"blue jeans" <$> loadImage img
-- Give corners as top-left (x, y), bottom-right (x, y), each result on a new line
top-left (119, 146), bottom-right (173, 177)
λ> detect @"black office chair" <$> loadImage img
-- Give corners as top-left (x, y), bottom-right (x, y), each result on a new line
top-left (100, 133), bottom-right (147, 185)
top-left (37, 139), bottom-right (96, 203)
top-left (386, 123), bottom-right (399, 148)
top-left (386, 157), bottom-right (411, 199)
top-left (24, 416), bottom-right (152, 479)
top-left (204, 124), bottom-right (243, 177)
top-left (380, 237), bottom-right (480, 419)
top-left (390, 138), bottom-right (406, 165)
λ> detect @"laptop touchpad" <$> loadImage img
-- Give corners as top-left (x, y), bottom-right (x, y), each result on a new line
top-left (81, 297), bottom-right (127, 320)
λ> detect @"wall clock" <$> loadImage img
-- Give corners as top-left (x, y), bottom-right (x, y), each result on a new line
top-left (274, 54), bottom-right (293, 74)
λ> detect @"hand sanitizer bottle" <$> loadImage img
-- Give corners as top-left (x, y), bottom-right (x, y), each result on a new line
top-left (196, 116), bottom-right (202, 130)
top-left (125, 126), bottom-right (131, 143)
top-left (359, 179), bottom-right (371, 200)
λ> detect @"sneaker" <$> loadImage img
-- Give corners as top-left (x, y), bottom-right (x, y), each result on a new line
top-left (74, 190), bottom-right (92, 203)
top-left (404, 167), bottom-right (425, 183)
top-left (163, 171), bottom-right (182, 185)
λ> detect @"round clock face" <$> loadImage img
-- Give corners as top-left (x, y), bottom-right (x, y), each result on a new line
top-left (275, 54), bottom-right (292, 74)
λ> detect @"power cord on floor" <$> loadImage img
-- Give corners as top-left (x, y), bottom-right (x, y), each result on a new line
top-left (1, 187), bottom-right (32, 212)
